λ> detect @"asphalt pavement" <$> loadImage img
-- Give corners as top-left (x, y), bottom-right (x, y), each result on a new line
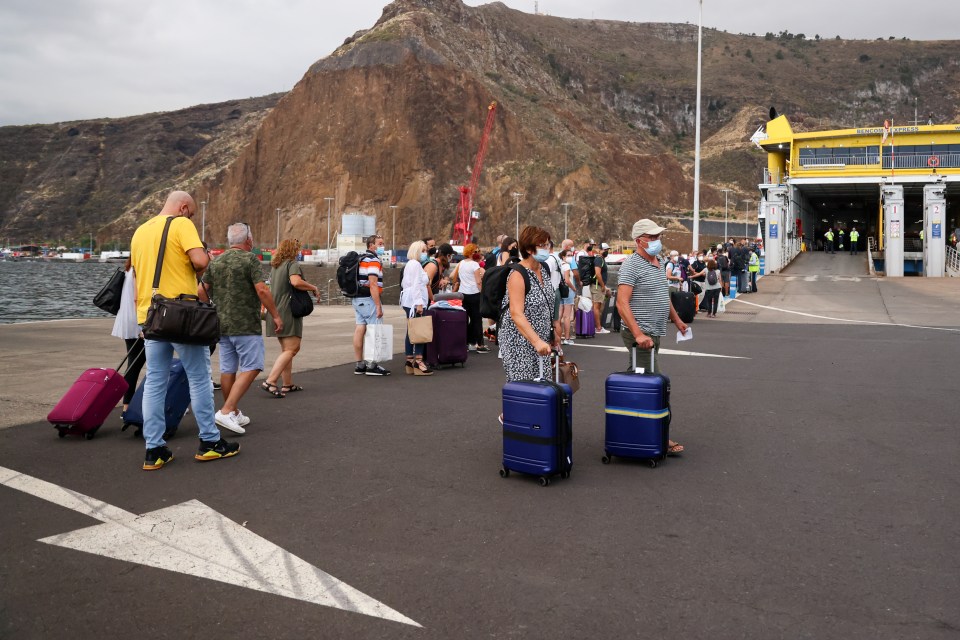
top-left (1, 267), bottom-right (959, 639)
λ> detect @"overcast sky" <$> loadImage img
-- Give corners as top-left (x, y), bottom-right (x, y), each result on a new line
top-left (1, 0), bottom-right (956, 126)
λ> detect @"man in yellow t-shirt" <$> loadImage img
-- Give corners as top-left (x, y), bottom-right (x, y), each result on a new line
top-left (129, 191), bottom-right (240, 470)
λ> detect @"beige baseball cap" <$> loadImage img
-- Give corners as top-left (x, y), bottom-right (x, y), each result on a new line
top-left (631, 218), bottom-right (666, 238)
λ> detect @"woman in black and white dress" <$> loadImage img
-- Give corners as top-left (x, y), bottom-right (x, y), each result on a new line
top-left (498, 226), bottom-right (563, 382)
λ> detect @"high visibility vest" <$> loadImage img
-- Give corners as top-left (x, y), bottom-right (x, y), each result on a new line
top-left (850, 231), bottom-right (859, 242)
top-left (748, 253), bottom-right (760, 272)
top-left (825, 231), bottom-right (834, 241)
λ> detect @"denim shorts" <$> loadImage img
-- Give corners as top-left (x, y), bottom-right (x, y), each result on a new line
top-left (352, 297), bottom-right (382, 325)
top-left (218, 334), bottom-right (265, 374)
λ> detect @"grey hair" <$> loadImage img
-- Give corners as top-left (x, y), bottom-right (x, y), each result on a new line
top-left (227, 223), bottom-right (252, 246)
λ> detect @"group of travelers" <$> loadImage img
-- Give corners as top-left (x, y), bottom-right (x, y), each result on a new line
top-left (115, 190), bottom-right (704, 470)
top-left (662, 237), bottom-right (761, 308)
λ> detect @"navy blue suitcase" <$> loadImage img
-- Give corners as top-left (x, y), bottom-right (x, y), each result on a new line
top-left (602, 349), bottom-right (670, 467)
top-left (121, 358), bottom-right (190, 439)
top-left (501, 358), bottom-right (573, 486)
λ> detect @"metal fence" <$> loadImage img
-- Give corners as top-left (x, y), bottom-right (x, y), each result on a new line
top-left (947, 245), bottom-right (960, 277)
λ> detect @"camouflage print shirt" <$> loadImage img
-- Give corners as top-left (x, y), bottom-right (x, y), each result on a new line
top-left (202, 248), bottom-right (264, 336)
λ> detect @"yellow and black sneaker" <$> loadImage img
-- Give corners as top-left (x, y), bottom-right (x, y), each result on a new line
top-left (195, 438), bottom-right (240, 462)
top-left (143, 446), bottom-right (174, 471)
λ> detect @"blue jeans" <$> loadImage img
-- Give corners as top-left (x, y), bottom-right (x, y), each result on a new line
top-left (402, 306), bottom-right (425, 357)
top-left (143, 339), bottom-right (219, 449)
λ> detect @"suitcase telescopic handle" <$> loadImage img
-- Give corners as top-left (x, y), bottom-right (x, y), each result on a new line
top-left (536, 352), bottom-right (562, 384)
top-left (632, 346), bottom-right (655, 373)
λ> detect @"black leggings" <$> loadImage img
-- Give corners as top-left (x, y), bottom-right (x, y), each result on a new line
top-left (462, 292), bottom-right (484, 346)
top-left (122, 338), bottom-right (147, 404)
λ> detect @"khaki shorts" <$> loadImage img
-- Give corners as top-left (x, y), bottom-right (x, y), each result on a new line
top-left (590, 285), bottom-right (606, 303)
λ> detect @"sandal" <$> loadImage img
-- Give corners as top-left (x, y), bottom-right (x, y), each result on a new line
top-left (667, 441), bottom-right (684, 456)
top-left (260, 381), bottom-right (285, 398)
top-left (413, 360), bottom-right (434, 376)
top-left (281, 384), bottom-right (304, 393)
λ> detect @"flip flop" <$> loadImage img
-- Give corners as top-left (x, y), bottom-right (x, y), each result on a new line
top-left (667, 442), bottom-right (684, 456)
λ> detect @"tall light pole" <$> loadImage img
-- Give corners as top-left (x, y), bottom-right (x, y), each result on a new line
top-left (562, 202), bottom-right (572, 239)
top-left (324, 197), bottom-right (334, 255)
top-left (721, 188), bottom-right (732, 242)
top-left (275, 207), bottom-right (281, 249)
top-left (691, 0), bottom-right (704, 253)
top-left (744, 201), bottom-right (751, 239)
top-left (512, 192), bottom-right (523, 240)
top-left (389, 205), bottom-right (398, 261)
top-left (200, 200), bottom-right (207, 242)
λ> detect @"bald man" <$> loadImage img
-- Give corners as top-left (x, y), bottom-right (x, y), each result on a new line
top-left (130, 190), bottom-right (240, 471)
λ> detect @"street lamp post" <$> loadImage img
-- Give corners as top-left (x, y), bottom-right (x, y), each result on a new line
top-left (200, 200), bottom-right (207, 243)
top-left (562, 202), bottom-right (572, 239)
top-left (721, 189), bottom-right (731, 242)
top-left (744, 201), bottom-right (751, 238)
top-left (324, 197), bottom-right (334, 257)
top-left (691, 0), bottom-right (704, 252)
top-left (512, 192), bottom-right (523, 239)
top-left (389, 205), bottom-right (398, 265)
top-left (275, 207), bottom-right (281, 249)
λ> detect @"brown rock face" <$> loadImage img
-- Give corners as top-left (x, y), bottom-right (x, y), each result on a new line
top-left (3, 0), bottom-right (959, 250)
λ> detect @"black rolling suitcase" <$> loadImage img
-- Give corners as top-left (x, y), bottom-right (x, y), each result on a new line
top-left (670, 290), bottom-right (696, 324)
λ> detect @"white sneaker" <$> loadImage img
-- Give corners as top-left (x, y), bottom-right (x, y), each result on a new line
top-left (235, 410), bottom-right (251, 427)
top-left (565, 339), bottom-right (576, 345)
top-left (215, 410), bottom-right (246, 434)
top-left (597, 328), bottom-right (611, 334)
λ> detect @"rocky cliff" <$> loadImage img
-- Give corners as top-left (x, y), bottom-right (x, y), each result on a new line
top-left (2, 0), bottom-right (959, 248)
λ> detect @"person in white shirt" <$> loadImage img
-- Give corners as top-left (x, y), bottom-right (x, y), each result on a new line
top-left (112, 259), bottom-right (146, 412)
top-left (665, 250), bottom-right (683, 288)
top-left (452, 242), bottom-right (488, 353)
top-left (400, 241), bottom-right (433, 375)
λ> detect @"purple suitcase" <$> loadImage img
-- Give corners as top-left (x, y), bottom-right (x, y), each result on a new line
top-left (48, 368), bottom-right (128, 439)
top-left (424, 307), bottom-right (469, 367)
top-left (575, 309), bottom-right (595, 338)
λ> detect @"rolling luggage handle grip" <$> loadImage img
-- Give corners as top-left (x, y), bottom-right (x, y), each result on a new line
top-left (535, 352), bottom-right (562, 384)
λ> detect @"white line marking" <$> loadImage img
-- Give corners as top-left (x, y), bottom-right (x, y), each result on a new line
top-left (727, 297), bottom-right (960, 333)
top-left (570, 343), bottom-right (749, 359)
top-left (0, 465), bottom-right (420, 627)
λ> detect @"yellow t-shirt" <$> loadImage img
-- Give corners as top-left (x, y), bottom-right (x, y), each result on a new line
top-left (130, 215), bottom-right (204, 324)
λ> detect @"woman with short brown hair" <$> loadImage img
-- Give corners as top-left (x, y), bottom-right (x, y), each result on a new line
top-left (262, 239), bottom-right (320, 397)
top-left (498, 226), bottom-right (562, 382)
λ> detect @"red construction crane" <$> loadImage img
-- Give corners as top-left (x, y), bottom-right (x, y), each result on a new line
top-left (453, 101), bottom-right (497, 246)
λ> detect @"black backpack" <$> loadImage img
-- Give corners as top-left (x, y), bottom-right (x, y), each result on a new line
top-left (717, 254), bottom-right (730, 271)
top-left (337, 251), bottom-right (361, 297)
top-left (707, 269), bottom-right (718, 286)
top-left (480, 264), bottom-right (530, 320)
top-left (577, 255), bottom-right (595, 286)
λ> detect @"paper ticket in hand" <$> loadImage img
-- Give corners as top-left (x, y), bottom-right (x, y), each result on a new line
top-left (676, 328), bottom-right (693, 343)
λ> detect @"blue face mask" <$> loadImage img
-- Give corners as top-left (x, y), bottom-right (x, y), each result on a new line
top-left (643, 239), bottom-right (662, 256)
top-left (419, 253), bottom-right (429, 263)
top-left (534, 248), bottom-right (551, 262)
top-left (375, 247), bottom-right (385, 256)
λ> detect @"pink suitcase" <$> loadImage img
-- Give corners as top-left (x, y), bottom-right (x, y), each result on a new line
top-left (48, 368), bottom-right (128, 439)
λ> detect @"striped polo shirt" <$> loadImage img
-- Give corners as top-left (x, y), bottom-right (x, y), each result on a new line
top-left (357, 250), bottom-right (384, 297)
top-left (618, 253), bottom-right (671, 337)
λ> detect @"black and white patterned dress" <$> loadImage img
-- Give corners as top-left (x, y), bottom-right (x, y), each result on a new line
top-left (499, 265), bottom-right (555, 382)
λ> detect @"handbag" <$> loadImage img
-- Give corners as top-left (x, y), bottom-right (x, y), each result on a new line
top-left (142, 217), bottom-right (220, 345)
top-left (407, 310), bottom-right (434, 344)
top-left (288, 262), bottom-right (314, 318)
top-left (551, 256), bottom-right (570, 298)
top-left (93, 267), bottom-right (125, 315)
top-left (557, 355), bottom-right (580, 393)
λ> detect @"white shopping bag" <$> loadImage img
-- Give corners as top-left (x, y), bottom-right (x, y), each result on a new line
top-left (363, 324), bottom-right (394, 362)
top-left (576, 295), bottom-right (593, 313)
top-left (717, 294), bottom-right (726, 315)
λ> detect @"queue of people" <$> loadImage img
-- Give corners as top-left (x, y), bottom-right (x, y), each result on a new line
top-left (118, 190), bottom-right (745, 471)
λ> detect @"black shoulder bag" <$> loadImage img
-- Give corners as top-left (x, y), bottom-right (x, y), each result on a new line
top-left (92, 267), bottom-right (126, 315)
top-left (142, 217), bottom-right (220, 345)
top-left (289, 262), bottom-right (315, 318)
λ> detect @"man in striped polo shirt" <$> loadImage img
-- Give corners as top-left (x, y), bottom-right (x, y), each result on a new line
top-left (616, 218), bottom-right (688, 454)
top-left (352, 234), bottom-right (390, 376)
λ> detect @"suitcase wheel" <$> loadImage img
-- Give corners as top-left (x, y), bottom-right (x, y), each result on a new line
top-left (57, 430), bottom-right (67, 439)
top-left (601, 454), bottom-right (611, 465)
top-left (648, 459), bottom-right (658, 469)
top-left (499, 467), bottom-right (510, 478)
top-left (560, 471), bottom-right (569, 480)
top-left (538, 476), bottom-right (550, 487)
top-left (84, 426), bottom-right (100, 440)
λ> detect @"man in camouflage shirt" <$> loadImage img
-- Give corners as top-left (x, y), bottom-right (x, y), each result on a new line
top-left (200, 222), bottom-right (282, 434)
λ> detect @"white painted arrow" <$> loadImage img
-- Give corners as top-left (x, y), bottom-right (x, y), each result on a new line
top-left (0, 465), bottom-right (420, 628)
top-left (570, 343), bottom-right (749, 359)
